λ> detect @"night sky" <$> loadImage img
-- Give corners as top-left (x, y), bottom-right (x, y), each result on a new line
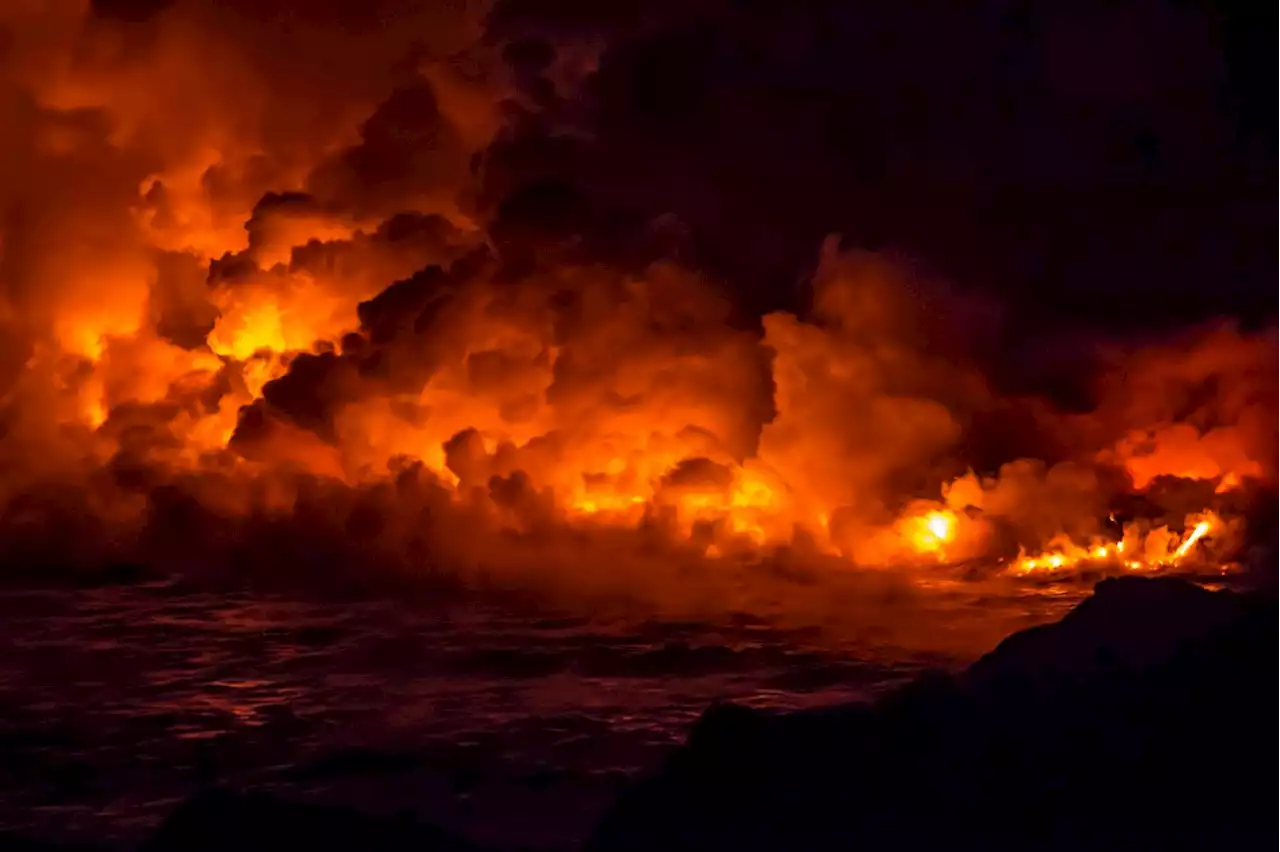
top-left (476, 0), bottom-right (1273, 330)
top-left (92, 0), bottom-right (1275, 334)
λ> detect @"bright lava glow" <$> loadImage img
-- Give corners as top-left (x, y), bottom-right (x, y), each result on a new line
top-left (1012, 513), bottom-right (1220, 576)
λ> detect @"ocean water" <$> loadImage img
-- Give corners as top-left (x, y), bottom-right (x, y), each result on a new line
top-left (0, 578), bottom-right (1084, 850)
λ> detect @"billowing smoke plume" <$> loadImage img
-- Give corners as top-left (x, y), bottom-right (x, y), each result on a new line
top-left (0, 1), bottom-right (1273, 637)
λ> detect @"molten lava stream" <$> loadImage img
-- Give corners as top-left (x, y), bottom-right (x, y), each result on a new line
top-left (1011, 511), bottom-right (1228, 577)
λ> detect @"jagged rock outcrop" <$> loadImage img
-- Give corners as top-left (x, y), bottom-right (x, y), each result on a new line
top-left (139, 789), bottom-right (489, 852)
top-left (587, 577), bottom-right (1276, 852)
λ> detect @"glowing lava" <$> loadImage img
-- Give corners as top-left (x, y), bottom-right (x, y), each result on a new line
top-left (1013, 512), bottom-right (1223, 576)
top-left (1172, 520), bottom-right (1212, 561)
top-left (905, 510), bottom-right (957, 556)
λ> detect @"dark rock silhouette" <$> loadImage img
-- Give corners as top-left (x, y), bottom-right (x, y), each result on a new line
top-left (587, 576), bottom-right (1276, 852)
top-left (0, 790), bottom-right (500, 852)
top-left (0, 835), bottom-right (104, 852)
top-left (138, 789), bottom-right (489, 852)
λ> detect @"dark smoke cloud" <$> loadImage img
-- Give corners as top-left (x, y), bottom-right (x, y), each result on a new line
top-left (481, 0), bottom-right (1273, 345)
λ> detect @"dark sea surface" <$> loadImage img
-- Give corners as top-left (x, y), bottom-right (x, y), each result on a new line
top-left (0, 578), bottom-right (1085, 850)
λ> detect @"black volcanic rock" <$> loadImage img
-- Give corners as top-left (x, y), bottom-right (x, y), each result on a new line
top-left (0, 835), bottom-right (104, 852)
top-left (139, 789), bottom-right (488, 852)
top-left (965, 576), bottom-right (1250, 686)
top-left (587, 577), bottom-right (1277, 852)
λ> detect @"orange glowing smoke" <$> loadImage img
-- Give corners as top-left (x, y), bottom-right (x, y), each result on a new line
top-left (9, 246), bottom-right (1267, 584)
top-left (0, 3), bottom-right (1270, 597)
top-left (1110, 425), bottom-right (1266, 491)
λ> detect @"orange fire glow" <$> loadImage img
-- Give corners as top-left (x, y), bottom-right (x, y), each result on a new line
top-left (3, 199), bottom-right (1268, 590)
top-left (901, 510), bottom-right (958, 557)
top-left (1011, 511), bottom-right (1226, 576)
top-left (0, 1), bottom-right (1271, 612)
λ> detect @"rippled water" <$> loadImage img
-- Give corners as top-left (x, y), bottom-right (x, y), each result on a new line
top-left (0, 578), bottom-right (1083, 850)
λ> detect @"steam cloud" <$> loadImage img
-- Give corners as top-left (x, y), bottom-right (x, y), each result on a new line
top-left (0, 1), bottom-right (1273, 641)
